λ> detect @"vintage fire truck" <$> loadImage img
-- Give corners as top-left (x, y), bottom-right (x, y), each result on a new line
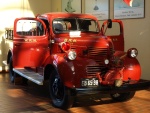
top-left (4, 12), bottom-right (150, 109)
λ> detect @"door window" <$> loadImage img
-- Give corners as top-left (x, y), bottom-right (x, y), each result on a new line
top-left (16, 20), bottom-right (45, 36)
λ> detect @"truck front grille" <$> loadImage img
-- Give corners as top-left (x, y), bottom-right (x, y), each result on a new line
top-left (86, 47), bottom-right (113, 76)
top-left (88, 47), bottom-right (108, 57)
top-left (70, 46), bottom-right (113, 76)
top-left (86, 65), bottom-right (104, 76)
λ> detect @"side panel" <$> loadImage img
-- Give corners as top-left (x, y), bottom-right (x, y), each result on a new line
top-left (13, 18), bottom-right (49, 68)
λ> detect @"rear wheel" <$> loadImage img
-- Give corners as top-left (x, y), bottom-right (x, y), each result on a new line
top-left (9, 57), bottom-right (15, 83)
top-left (22, 77), bottom-right (28, 85)
top-left (9, 57), bottom-right (27, 85)
top-left (49, 70), bottom-right (74, 109)
top-left (110, 91), bottom-right (135, 102)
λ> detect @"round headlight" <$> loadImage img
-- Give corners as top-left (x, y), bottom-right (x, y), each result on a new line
top-left (127, 48), bottom-right (138, 58)
top-left (68, 51), bottom-right (77, 60)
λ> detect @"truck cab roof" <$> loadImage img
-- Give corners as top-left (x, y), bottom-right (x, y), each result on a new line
top-left (40, 12), bottom-right (98, 20)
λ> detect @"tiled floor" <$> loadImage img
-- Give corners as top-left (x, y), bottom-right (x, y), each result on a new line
top-left (0, 73), bottom-right (150, 113)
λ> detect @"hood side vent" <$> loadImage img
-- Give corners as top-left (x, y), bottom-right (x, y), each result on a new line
top-left (88, 47), bottom-right (108, 57)
top-left (86, 65), bottom-right (104, 76)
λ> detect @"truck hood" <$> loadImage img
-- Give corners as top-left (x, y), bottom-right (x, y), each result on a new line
top-left (54, 34), bottom-right (114, 59)
top-left (54, 34), bottom-right (113, 49)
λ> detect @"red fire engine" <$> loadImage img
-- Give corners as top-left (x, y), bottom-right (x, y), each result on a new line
top-left (4, 12), bottom-right (150, 109)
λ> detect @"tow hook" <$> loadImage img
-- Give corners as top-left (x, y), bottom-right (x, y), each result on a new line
top-left (115, 79), bottom-right (123, 87)
top-left (115, 67), bottom-right (124, 87)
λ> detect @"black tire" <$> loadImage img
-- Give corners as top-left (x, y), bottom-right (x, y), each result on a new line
top-left (22, 77), bottom-right (28, 85)
top-left (9, 57), bottom-right (28, 85)
top-left (9, 57), bottom-right (15, 83)
top-left (110, 91), bottom-right (135, 102)
top-left (49, 70), bottom-right (74, 109)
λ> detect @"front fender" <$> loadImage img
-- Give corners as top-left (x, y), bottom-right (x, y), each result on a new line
top-left (55, 55), bottom-right (97, 88)
top-left (123, 57), bottom-right (141, 81)
top-left (52, 54), bottom-right (75, 88)
top-left (114, 51), bottom-right (141, 81)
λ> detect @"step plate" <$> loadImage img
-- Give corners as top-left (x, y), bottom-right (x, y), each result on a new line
top-left (13, 68), bottom-right (44, 85)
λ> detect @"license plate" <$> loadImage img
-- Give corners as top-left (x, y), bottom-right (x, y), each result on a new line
top-left (81, 78), bottom-right (99, 87)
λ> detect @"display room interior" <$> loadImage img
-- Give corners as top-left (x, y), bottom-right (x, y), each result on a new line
top-left (0, 0), bottom-right (149, 113)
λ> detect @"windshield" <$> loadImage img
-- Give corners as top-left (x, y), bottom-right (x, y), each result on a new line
top-left (53, 18), bottom-right (99, 33)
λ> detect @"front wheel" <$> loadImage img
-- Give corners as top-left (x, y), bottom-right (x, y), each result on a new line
top-left (110, 91), bottom-right (135, 102)
top-left (49, 70), bottom-right (74, 109)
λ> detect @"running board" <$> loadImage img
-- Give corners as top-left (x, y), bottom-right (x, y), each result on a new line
top-left (13, 68), bottom-right (44, 85)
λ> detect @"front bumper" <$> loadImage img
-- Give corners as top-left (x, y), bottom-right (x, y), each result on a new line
top-left (75, 79), bottom-right (150, 95)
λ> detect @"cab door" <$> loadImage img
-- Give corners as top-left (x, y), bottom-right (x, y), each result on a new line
top-left (13, 18), bottom-right (49, 68)
top-left (101, 19), bottom-right (124, 51)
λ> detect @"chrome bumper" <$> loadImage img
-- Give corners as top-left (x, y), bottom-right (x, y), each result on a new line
top-left (75, 79), bottom-right (150, 95)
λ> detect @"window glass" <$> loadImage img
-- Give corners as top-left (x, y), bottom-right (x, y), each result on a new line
top-left (78, 19), bottom-right (98, 32)
top-left (16, 20), bottom-right (45, 36)
top-left (53, 18), bottom-right (99, 33)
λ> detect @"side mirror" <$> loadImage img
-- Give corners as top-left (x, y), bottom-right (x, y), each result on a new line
top-left (101, 19), bottom-right (112, 35)
top-left (107, 19), bottom-right (112, 28)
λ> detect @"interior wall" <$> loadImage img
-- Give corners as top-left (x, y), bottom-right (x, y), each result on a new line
top-left (0, 0), bottom-right (51, 30)
top-left (28, 0), bottom-right (51, 15)
top-left (51, 0), bottom-right (61, 12)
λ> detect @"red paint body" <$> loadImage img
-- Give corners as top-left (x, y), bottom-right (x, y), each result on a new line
top-left (9, 12), bottom-right (141, 89)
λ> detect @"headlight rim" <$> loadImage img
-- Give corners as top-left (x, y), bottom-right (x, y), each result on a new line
top-left (127, 48), bottom-right (138, 58)
top-left (67, 50), bottom-right (77, 60)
